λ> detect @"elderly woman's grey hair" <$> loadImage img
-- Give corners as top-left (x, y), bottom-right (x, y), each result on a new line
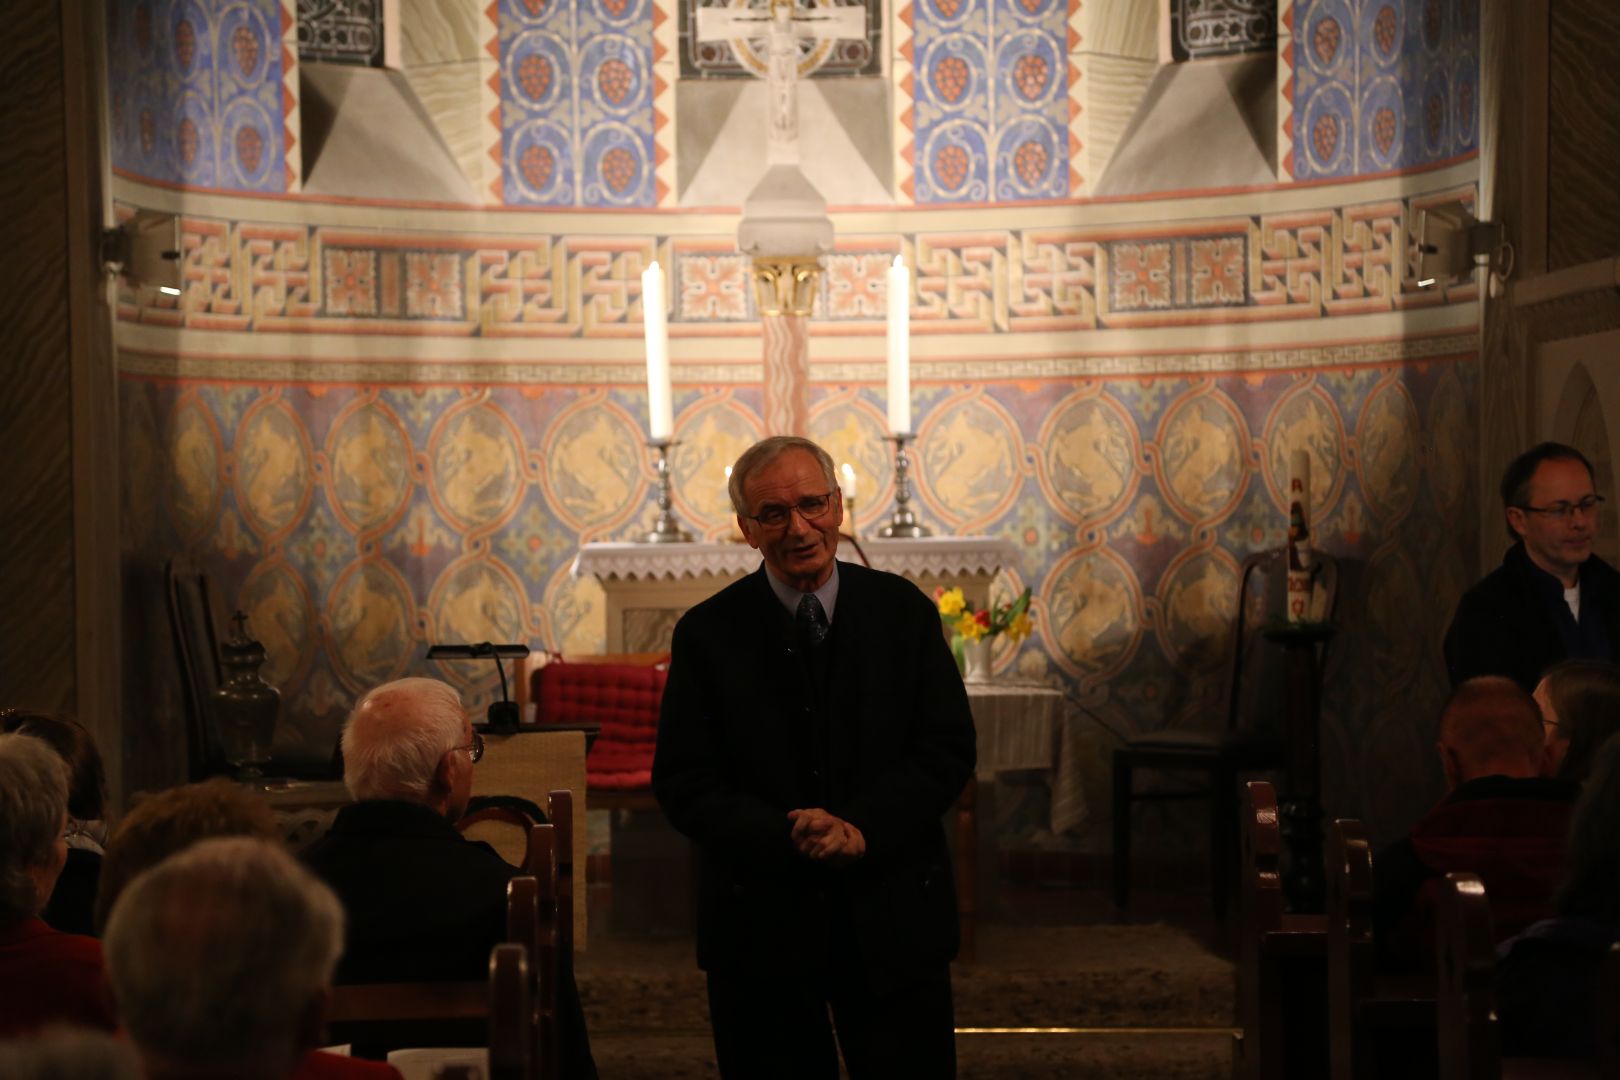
top-left (340, 676), bottom-right (468, 802)
top-left (0, 733), bottom-right (70, 923)
top-left (727, 436), bottom-right (839, 517)
top-left (102, 837), bottom-right (345, 1076)
top-left (0, 1026), bottom-right (142, 1080)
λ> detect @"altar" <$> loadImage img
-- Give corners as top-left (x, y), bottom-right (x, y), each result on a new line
top-left (571, 536), bottom-right (1017, 654)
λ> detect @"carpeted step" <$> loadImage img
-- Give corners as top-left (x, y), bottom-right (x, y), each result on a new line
top-left (587, 1031), bottom-right (1235, 1079)
top-left (577, 923), bottom-right (1234, 1034)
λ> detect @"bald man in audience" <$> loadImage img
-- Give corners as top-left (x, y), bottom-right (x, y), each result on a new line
top-left (102, 837), bottom-right (400, 1080)
top-left (303, 677), bottom-right (596, 1076)
top-left (1372, 677), bottom-right (1577, 969)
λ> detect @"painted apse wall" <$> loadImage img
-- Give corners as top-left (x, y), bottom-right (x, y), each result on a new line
top-left (111, 0), bottom-right (1480, 847)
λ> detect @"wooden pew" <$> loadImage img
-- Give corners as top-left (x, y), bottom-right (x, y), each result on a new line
top-left (488, 943), bottom-right (535, 1080)
top-left (526, 823), bottom-right (561, 1080)
top-left (1326, 818), bottom-right (1434, 1080)
top-left (327, 874), bottom-right (543, 1053)
top-left (1237, 780), bottom-right (1327, 1080)
top-left (1432, 872), bottom-right (1600, 1080)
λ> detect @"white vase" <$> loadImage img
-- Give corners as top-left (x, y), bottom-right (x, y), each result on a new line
top-left (963, 637), bottom-right (993, 684)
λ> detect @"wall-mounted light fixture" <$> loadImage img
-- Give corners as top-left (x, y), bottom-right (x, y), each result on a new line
top-left (1413, 200), bottom-right (1512, 290)
top-left (100, 209), bottom-right (182, 296)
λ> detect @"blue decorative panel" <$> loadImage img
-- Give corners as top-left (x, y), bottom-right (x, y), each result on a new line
top-left (911, 0), bottom-right (1069, 204)
top-left (1291, 0), bottom-right (1479, 180)
top-left (500, 0), bottom-right (657, 208)
top-left (106, 0), bottom-right (289, 193)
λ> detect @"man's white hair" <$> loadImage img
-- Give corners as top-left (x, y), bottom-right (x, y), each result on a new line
top-left (341, 676), bottom-right (468, 802)
top-left (102, 837), bottom-right (345, 1075)
top-left (0, 733), bottom-right (69, 921)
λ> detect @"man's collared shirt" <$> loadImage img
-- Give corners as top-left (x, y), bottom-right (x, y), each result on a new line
top-left (764, 561), bottom-right (840, 625)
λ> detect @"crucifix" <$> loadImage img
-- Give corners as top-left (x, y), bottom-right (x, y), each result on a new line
top-left (694, 0), bottom-right (867, 435)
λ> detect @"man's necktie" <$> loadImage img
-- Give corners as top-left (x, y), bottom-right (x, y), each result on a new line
top-left (796, 591), bottom-right (829, 648)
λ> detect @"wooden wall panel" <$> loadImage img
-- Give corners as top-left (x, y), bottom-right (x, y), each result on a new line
top-left (1547, 0), bottom-right (1620, 269)
top-left (0, 1), bottom-right (76, 712)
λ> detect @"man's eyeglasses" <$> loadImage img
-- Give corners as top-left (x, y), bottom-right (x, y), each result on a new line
top-left (746, 492), bottom-right (836, 530)
top-left (1516, 495), bottom-right (1606, 521)
top-left (458, 731), bottom-right (485, 764)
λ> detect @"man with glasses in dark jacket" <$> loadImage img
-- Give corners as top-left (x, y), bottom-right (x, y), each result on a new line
top-left (654, 436), bottom-right (976, 1079)
top-left (1445, 442), bottom-right (1620, 693)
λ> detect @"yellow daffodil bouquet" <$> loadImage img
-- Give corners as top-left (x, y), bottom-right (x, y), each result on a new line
top-left (934, 586), bottom-right (1034, 670)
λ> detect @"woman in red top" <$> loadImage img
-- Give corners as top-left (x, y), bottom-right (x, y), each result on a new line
top-left (0, 732), bottom-right (115, 1036)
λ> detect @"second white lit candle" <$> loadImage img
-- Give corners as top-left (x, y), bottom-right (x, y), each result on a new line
top-left (642, 260), bottom-right (673, 440)
top-left (886, 255), bottom-right (911, 434)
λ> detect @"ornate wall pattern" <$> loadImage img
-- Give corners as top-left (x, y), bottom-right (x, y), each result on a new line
top-left (1283, 0), bottom-right (1479, 181)
top-left (498, 0), bottom-right (658, 207)
top-left (296, 0), bottom-right (382, 65)
top-left (1169, 0), bottom-right (1277, 61)
top-left (107, 0), bottom-right (297, 193)
top-left (118, 336), bottom-right (1478, 844)
top-left (114, 184), bottom-right (1476, 336)
top-left (906, 0), bottom-right (1072, 203)
top-left (679, 0), bottom-right (880, 77)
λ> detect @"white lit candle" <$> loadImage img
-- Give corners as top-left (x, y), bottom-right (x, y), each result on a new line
top-left (642, 260), bottom-right (673, 440)
top-left (886, 255), bottom-right (911, 434)
top-left (840, 462), bottom-right (858, 503)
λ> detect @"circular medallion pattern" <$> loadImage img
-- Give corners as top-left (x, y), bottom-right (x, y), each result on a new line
top-left (430, 404), bottom-right (524, 531)
top-left (328, 402), bottom-right (413, 533)
top-left (1041, 391), bottom-right (1136, 523)
top-left (1158, 550), bottom-right (1240, 674)
top-left (240, 561), bottom-right (315, 690)
top-left (327, 560), bottom-right (414, 691)
top-left (237, 400), bottom-right (312, 539)
top-left (1264, 385), bottom-right (1344, 521)
top-left (430, 559), bottom-right (527, 685)
top-left (1043, 547), bottom-right (1141, 678)
top-left (168, 398), bottom-right (220, 541)
top-left (810, 399), bottom-right (890, 530)
top-left (918, 395), bottom-right (1020, 527)
top-left (1426, 372), bottom-right (1469, 513)
top-left (544, 401), bottom-right (643, 530)
top-left (1156, 391), bottom-right (1248, 522)
top-left (545, 566), bottom-right (606, 658)
top-left (669, 400), bottom-right (760, 532)
top-left (1357, 380), bottom-right (1420, 522)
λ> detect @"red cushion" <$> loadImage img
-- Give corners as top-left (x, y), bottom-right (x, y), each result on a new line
top-left (532, 659), bottom-right (667, 791)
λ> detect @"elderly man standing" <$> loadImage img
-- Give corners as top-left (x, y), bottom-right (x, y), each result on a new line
top-left (103, 837), bottom-right (400, 1080)
top-left (653, 435), bottom-right (976, 1079)
top-left (303, 676), bottom-right (595, 1076)
top-left (1445, 442), bottom-right (1620, 691)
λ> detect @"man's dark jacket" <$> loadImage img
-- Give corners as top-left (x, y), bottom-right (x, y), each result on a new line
top-left (1443, 543), bottom-right (1620, 691)
top-left (652, 561), bottom-right (976, 988)
top-left (302, 799), bottom-right (595, 1077)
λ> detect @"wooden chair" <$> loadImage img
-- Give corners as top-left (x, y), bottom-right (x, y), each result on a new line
top-left (487, 943), bottom-right (534, 1080)
top-left (1114, 549), bottom-right (1338, 916)
top-left (1237, 780), bottom-right (1327, 1080)
top-left (1326, 818), bottom-right (1434, 1080)
top-left (457, 805), bottom-right (538, 869)
top-left (165, 555), bottom-right (227, 781)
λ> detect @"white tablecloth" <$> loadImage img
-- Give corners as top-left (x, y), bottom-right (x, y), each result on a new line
top-left (966, 681), bottom-right (1084, 835)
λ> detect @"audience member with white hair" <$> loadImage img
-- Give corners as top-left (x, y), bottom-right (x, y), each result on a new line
top-left (0, 733), bottom-right (114, 1038)
top-left (102, 836), bottom-right (401, 1080)
top-left (303, 676), bottom-right (597, 1076)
